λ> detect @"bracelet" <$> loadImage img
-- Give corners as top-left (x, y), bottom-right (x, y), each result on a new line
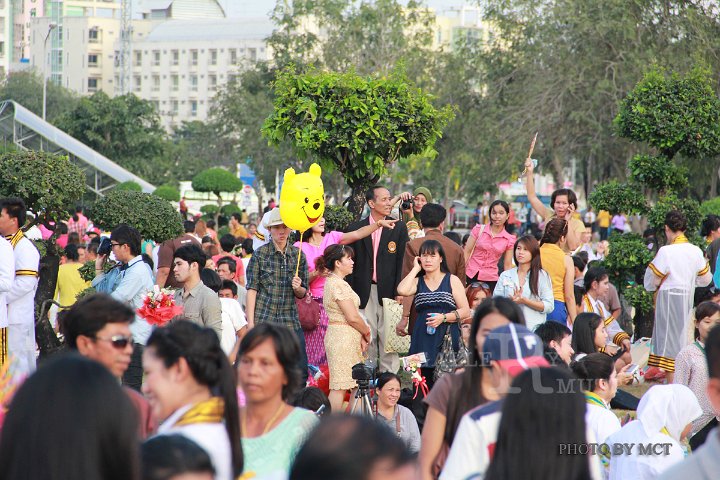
top-left (454, 310), bottom-right (460, 321)
top-left (442, 313), bottom-right (447, 322)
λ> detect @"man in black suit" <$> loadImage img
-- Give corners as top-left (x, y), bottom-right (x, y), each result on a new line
top-left (347, 186), bottom-right (410, 373)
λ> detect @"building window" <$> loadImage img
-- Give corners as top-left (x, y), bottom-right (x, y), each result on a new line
top-left (189, 74), bottom-right (198, 91)
top-left (152, 75), bottom-right (160, 91)
top-left (134, 51), bottom-right (141, 66)
top-left (190, 100), bottom-right (198, 117)
top-left (88, 78), bottom-right (98, 92)
top-left (209, 49), bottom-right (217, 66)
top-left (229, 49), bottom-right (237, 64)
top-left (134, 75), bottom-right (141, 90)
top-left (190, 49), bottom-right (198, 66)
top-left (171, 75), bottom-right (179, 91)
top-left (170, 100), bottom-right (178, 115)
top-left (89, 27), bottom-right (99, 43)
top-left (88, 54), bottom-right (98, 67)
top-left (248, 48), bottom-right (257, 61)
top-left (171, 49), bottom-right (179, 66)
top-left (208, 74), bottom-right (217, 91)
top-left (152, 50), bottom-right (160, 66)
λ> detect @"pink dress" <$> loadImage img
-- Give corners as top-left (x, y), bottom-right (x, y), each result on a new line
top-left (294, 231), bottom-right (343, 367)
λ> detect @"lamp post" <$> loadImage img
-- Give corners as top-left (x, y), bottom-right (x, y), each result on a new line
top-left (42, 22), bottom-right (58, 121)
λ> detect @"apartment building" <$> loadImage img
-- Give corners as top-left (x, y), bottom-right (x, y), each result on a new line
top-left (129, 17), bottom-right (273, 129)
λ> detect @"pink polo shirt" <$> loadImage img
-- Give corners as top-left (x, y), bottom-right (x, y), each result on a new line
top-left (465, 224), bottom-right (516, 281)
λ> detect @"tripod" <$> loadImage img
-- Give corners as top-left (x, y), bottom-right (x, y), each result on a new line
top-left (348, 380), bottom-right (374, 416)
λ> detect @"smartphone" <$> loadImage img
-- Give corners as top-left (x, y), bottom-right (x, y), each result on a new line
top-left (97, 236), bottom-right (112, 256)
top-left (625, 364), bottom-right (639, 375)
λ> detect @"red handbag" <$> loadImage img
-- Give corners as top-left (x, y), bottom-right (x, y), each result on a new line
top-left (296, 293), bottom-right (321, 331)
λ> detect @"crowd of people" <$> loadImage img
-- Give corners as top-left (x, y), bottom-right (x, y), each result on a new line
top-left (0, 164), bottom-right (719, 480)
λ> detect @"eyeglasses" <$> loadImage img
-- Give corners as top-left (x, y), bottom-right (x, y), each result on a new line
top-left (94, 334), bottom-right (133, 349)
top-left (470, 282), bottom-right (490, 290)
top-left (110, 242), bottom-right (125, 248)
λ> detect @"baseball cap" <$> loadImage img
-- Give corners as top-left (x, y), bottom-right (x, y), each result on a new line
top-left (482, 323), bottom-right (549, 376)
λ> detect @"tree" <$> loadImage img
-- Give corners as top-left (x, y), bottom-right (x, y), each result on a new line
top-left (90, 190), bottom-right (183, 243)
top-left (167, 120), bottom-right (238, 181)
top-left (0, 71), bottom-right (79, 123)
top-left (262, 67), bottom-right (453, 216)
top-left (0, 151), bottom-right (86, 359)
top-left (152, 185), bottom-right (180, 202)
top-left (115, 181), bottom-right (142, 192)
top-left (56, 92), bottom-right (171, 184)
top-left (191, 168), bottom-right (243, 225)
top-left (589, 65), bottom-right (720, 337)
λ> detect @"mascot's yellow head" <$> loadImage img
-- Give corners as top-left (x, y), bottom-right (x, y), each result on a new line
top-left (279, 163), bottom-right (325, 232)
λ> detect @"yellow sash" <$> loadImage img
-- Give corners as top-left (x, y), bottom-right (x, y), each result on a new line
top-left (175, 397), bottom-right (225, 427)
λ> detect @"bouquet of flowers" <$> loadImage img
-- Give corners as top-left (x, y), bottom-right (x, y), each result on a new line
top-left (137, 286), bottom-right (183, 327)
top-left (401, 353), bottom-right (428, 399)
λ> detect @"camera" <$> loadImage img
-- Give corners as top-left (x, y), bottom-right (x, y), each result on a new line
top-left (351, 362), bottom-right (374, 387)
top-left (400, 196), bottom-right (414, 211)
top-left (97, 237), bottom-right (113, 256)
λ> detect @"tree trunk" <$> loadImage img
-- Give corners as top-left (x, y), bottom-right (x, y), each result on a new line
top-left (34, 244), bottom-right (63, 364)
top-left (215, 194), bottom-right (222, 227)
top-left (346, 183), bottom-right (368, 220)
top-left (551, 151), bottom-right (564, 189)
top-left (633, 308), bottom-right (654, 339)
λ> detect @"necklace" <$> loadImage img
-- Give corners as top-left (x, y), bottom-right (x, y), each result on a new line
top-left (242, 401), bottom-right (287, 437)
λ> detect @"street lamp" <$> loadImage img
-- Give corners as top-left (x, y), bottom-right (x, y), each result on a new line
top-left (42, 22), bottom-right (58, 121)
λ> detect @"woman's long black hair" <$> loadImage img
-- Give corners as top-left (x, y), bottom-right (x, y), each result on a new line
top-left (146, 321), bottom-right (243, 478)
top-left (0, 354), bottom-right (141, 480)
top-left (485, 367), bottom-right (591, 480)
top-left (571, 312), bottom-right (603, 355)
top-left (418, 239), bottom-right (449, 276)
top-left (444, 297), bottom-right (525, 442)
top-left (514, 235), bottom-right (543, 296)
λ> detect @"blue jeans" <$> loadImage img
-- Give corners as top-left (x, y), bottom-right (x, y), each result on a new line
top-left (547, 300), bottom-right (568, 325)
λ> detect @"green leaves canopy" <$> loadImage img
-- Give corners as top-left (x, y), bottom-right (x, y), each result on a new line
top-left (0, 151), bottom-right (85, 225)
top-left (152, 185), bottom-right (180, 202)
top-left (192, 168), bottom-right (243, 197)
top-left (588, 181), bottom-right (647, 215)
top-left (262, 67), bottom-right (453, 213)
top-left (615, 66), bottom-right (720, 160)
top-left (91, 190), bottom-right (183, 242)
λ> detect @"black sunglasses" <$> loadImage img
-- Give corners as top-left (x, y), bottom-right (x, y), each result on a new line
top-left (94, 334), bottom-right (133, 349)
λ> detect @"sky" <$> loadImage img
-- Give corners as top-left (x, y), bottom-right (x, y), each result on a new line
top-left (221, 0), bottom-right (471, 18)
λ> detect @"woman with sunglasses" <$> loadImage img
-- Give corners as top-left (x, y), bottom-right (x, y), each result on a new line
top-left (463, 200), bottom-right (516, 292)
top-left (398, 240), bottom-right (471, 384)
top-left (539, 218), bottom-right (577, 326)
top-left (296, 216), bottom-right (396, 371)
top-left (142, 320), bottom-right (243, 480)
top-left (317, 244), bottom-right (371, 412)
top-left (524, 158), bottom-right (584, 252)
top-left (237, 323), bottom-right (318, 479)
top-left (493, 235), bottom-right (554, 331)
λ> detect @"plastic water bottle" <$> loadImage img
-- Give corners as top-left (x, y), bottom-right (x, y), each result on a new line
top-left (427, 325), bottom-right (436, 335)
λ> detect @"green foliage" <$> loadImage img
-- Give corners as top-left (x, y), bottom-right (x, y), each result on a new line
top-left (78, 260), bottom-right (115, 282)
top-left (324, 205), bottom-right (354, 232)
top-left (601, 233), bottom-right (655, 287)
top-left (0, 71), bottom-right (79, 123)
top-left (647, 194), bottom-right (702, 234)
top-left (221, 204), bottom-right (241, 216)
top-left (152, 185), bottom-right (180, 202)
top-left (615, 66), bottom-right (720, 159)
top-left (115, 181), bottom-right (142, 192)
top-left (169, 121), bottom-right (239, 181)
top-left (628, 154), bottom-right (688, 193)
top-left (263, 67), bottom-right (453, 215)
top-left (56, 92), bottom-right (170, 184)
top-left (622, 283), bottom-right (654, 315)
top-left (587, 181), bottom-right (647, 215)
top-left (76, 287), bottom-right (96, 302)
top-left (200, 205), bottom-right (220, 215)
top-left (192, 168), bottom-right (242, 196)
top-left (700, 197), bottom-right (720, 217)
top-left (91, 190), bottom-right (183, 242)
top-left (0, 150), bottom-right (85, 225)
